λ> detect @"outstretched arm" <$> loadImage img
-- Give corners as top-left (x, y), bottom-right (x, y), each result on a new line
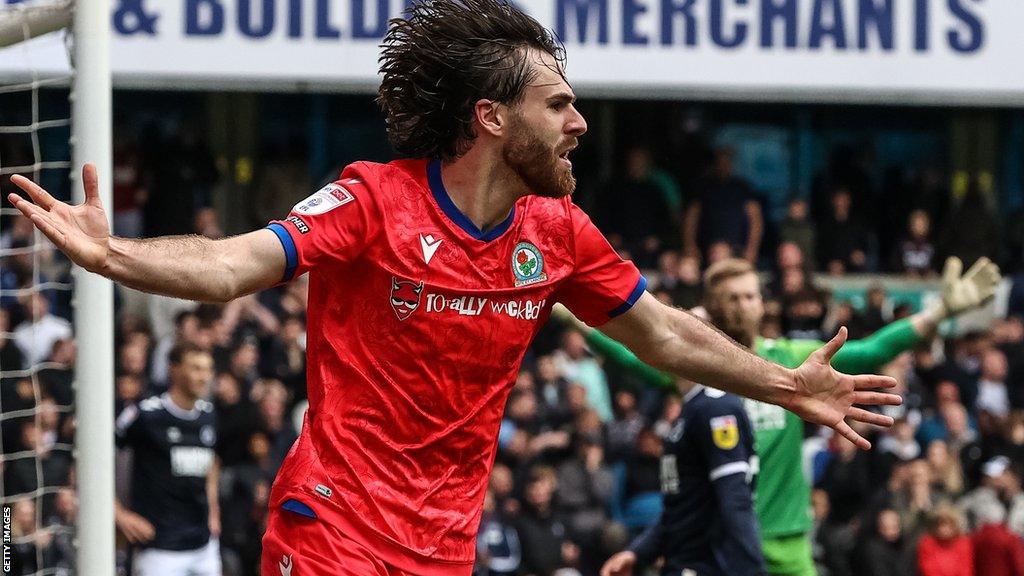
top-left (599, 293), bottom-right (899, 448)
top-left (8, 164), bottom-right (285, 302)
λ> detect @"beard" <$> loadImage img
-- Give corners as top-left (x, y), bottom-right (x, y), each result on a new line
top-left (502, 117), bottom-right (576, 199)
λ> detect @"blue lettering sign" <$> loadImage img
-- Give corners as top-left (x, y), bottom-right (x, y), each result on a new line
top-left (352, 0), bottom-right (388, 39)
top-left (623, 0), bottom-right (650, 45)
top-left (288, 0), bottom-right (302, 37)
top-left (947, 0), bottom-right (983, 53)
top-left (809, 0), bottom-right (848, 49)
top-left (914, 0), bottom-right (928, 51)
top-left (710, 0), bottom-right (748, 49)
top-left (114, 0), bottom-right (159, 36)
top-left (556, 0), bottom-right (609, 44)
top-left (660, 0), bottom-right (697, 46)
top-left (857, 0), bottom-right (893, 50)
top-left (760, 0), bottom-right (798, 48)
top-left (317, 0), bottom-right (341, 39)
top-left (185, 0), bottom-right (224, 36)
top-left (239, 0), bottom-right (274, 38)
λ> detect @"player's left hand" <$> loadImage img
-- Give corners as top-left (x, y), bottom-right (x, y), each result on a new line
top-left (940, 256), bottom-right (1001, 318)
top-left (786, 327), bottom-right (901, 450)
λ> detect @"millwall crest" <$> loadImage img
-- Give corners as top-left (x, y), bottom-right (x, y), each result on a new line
top-left (390, 277), bottom-right (424, 321)
top-left (710, 415), bottom-right (740, 450)
top-left (512, 242), bottom-right (547, 287)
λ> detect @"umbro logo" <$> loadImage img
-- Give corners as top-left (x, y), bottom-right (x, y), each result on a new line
top-left (279, 554), bottom-right (292, 576)
top-left (419, 233), bottom-right (443, 265)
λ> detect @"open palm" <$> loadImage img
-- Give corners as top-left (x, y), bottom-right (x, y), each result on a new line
top-left (788, 327), bottom-right (901, 449)
top-left (7, 163), bottom-right (110, 273)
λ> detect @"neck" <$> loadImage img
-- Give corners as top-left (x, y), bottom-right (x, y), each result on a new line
top-left (168, 385), bottom-right (197, 412)
top-left (441, 151), bottom-right (522, 233)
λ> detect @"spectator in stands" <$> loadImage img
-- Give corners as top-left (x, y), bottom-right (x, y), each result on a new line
top-left (43, 486), bottom-right (78, 574)
top-left (534, 356), bottom-right (573, 430)
top-left (554, 330), bottom-right (613, 423)
top-left (601, 147), bottom-right (680, 267)
top-left (13, 291), bottom-right (72, 366)
top-left (779, 197), bottom-right (817, 268)
top-left (605, 390), bottom-right (645, 464)
top-left (854, 508), bottom-right (913, 576)
top-left (818, 186), bottom-right (872, 274)
top-left (927, 439), bottom-right (966, 499)
top-left (977, 348), bottom-right (1011, 418)
top-left (0, 307), bottom-right (24, 381)
top-left (555, 437), bottom-right (615, 572)
top-left (112, 128), bottom-right (147, 238)
top-left (941, 182), bottom-right (1001, 270)
top-left (11, 498), bottom-right (59, 575)
top-left (917, 504), bottom-right (974, 576)
top-left (475, 489), bottom-right (522, 576)
top-left (683, 147), bottom-right (763, 265)
top-left (970, 492), bottom-right (1024, 576)
top-left (515, 466), bottom-right (581, 576)
top-left (893, 209), bottom-right (938, 277)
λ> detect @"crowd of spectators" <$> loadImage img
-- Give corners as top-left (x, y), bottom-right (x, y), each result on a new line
top-left (2, 128), bottom-right (1024, 576)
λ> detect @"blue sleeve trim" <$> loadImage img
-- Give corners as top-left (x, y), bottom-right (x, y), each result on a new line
top-left (608, 275), bottom-right (647, 318)
top-left (267, 223), bottom-right (299, 282)
top-left (281, 498), bottom-right (318, 519)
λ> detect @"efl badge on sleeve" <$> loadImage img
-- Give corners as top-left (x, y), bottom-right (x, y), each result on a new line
top-left (293, 183), bottom-right (355, 215)
top-left (710, 415), bottom-right (739, 450)
top-left (512, 242), bottom-right (547, 287)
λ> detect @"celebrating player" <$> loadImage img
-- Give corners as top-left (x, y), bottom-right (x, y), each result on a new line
top-left (560, 256), bottom-right (1000, 576)
top-left (9, 1), bottom-right (900, 573)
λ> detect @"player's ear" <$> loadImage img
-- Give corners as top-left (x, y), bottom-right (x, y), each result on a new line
top-left (473, 99), bottom-right (505, 138)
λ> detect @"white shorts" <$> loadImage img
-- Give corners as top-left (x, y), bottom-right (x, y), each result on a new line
top-left (133, 537), bottom-right (221, 576)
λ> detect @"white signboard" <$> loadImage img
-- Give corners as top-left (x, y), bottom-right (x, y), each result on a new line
top-left (1, 0), bottom-right (1022, 104)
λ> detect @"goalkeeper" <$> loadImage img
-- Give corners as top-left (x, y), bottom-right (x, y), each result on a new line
top-left (556, 256), bottom-right (999, 576)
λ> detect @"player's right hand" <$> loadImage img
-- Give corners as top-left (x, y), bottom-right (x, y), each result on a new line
top-left (8, 163), bottom-right (111, 273)
top-left (600, 550), bottom-right (637, 576)
top-left (115, 508), bottom-right (156, 544)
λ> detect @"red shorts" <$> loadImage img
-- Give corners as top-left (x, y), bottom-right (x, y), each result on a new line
top-left (261, 505), bottom-right (418, 576)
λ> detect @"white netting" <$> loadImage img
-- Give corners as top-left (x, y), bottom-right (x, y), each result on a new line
top-left (0, 2), bottom-right (75, 575)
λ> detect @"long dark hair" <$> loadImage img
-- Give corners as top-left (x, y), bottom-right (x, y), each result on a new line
top-left (377, 0), bottom-right (565, 161)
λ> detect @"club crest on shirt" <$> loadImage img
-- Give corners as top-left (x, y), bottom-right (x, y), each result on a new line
top-left (512, 242), bottom-right (547, 287)
top-left (293, 183), bottom-right (355, 215)
top-left (390, 277), bottom-right (424, 321)
top-left (710, 415), bottom-right (739, 450)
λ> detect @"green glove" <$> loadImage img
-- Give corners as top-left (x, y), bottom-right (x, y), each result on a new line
top-left (939, 256), bottom-right (1001, 318)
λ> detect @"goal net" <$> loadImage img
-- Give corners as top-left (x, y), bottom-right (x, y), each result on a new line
top-left (0, 1), bottom-right (111, 574)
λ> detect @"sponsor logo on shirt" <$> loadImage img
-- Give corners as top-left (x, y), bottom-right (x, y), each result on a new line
top-left (293, 183), bottom-right (355, 215)
top-left (390, 277), bottom-right (424, 321)
top-left (710, 415), bottom-right (740, 450)
top-left (170, 446), bottom-right (214, 477)
top-left (512, 242), bottom-right (547, 287)
top-left (286, 215), bottom-right (310, 234)
top-left (389, 279), bottom-right (547, 321)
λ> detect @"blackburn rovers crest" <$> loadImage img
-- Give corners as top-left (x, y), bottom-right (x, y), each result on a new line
top-left (512, 242), bottom-right (547, 287)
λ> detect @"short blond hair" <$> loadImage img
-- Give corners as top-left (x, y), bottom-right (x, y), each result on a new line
top-left (703, 258), bottom-right (756, 295)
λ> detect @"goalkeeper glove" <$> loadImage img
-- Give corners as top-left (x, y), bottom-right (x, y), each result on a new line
top-left (939, 256), bottom-right (1001, 318)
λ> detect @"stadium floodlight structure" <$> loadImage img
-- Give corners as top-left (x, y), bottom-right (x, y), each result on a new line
top-left (0, 0), bottom-right (112, 574)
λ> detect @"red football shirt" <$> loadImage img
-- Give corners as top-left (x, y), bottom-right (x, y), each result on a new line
top-left (266, 158), bottom-right (644, 573)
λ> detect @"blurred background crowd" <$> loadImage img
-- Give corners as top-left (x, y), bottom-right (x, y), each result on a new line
top-left (2, 98), bottom-right (1024, 576)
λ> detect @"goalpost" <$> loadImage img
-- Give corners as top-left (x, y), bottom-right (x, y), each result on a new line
top-left (0, 1), bottom-right (111, 574)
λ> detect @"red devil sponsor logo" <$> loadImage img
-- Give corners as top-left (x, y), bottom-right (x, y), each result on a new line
top-left (390, 277), bottom-right (424, 321)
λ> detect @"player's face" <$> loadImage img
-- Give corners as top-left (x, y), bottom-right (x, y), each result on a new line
top-left (502, 50), bottom-right (587, 198)
top-left (708, 272), bottom-right (764, 345)
top-left (175, 351), bottom-right (214, 400)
